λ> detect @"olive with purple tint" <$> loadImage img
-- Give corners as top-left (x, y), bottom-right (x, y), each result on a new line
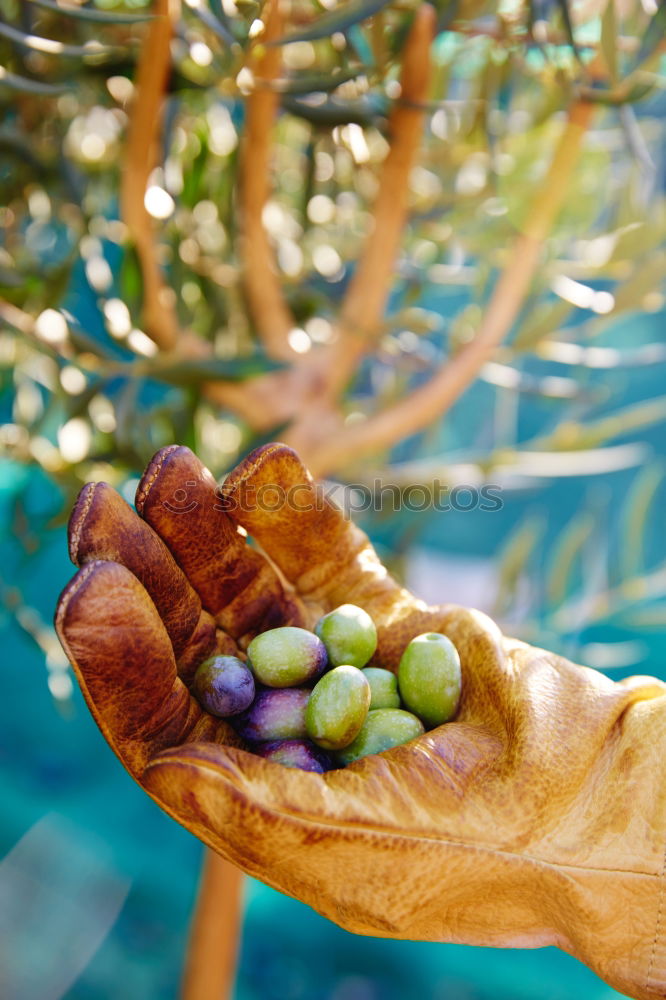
top-left (192, 655), bottom-right (255, 718)
top-left (235, 687), bottom-right (310, 742)
top-left (254, 739), bottom-right (332, 773)
top-left (246, 626), bottom-right (328, 688)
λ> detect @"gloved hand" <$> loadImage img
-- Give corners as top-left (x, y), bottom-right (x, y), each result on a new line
top-left (56, 443), bottom-right (666, 1000)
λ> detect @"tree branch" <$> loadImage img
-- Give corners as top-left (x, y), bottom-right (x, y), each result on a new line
top-left (181, 850), bottom-right (244, 1000)
top-left (238, 0), bottom-right (299, 362)
top-left (322, 3), bottom-right (436, 398)
top-left (120, 0), bottom-right (180, 351)
top-left (301, 99), bottom-right (597, 478)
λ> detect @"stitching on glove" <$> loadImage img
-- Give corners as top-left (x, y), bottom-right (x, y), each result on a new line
top-left (223, 442), bottom-right (298, 494)
top-left (646, 838), bottom-right (666, 990)
top-left (135, 444), bottom-right (180, 513)
top-left (68, 482), bottom-right (96, 564)
top-left (55, 559), bottom-right (100, 639)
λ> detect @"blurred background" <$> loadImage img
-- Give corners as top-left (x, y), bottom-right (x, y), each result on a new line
top-left (1, 0), bottom-right (665, 996)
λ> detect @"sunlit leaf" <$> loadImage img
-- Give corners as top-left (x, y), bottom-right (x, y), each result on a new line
top-left (610, 221), bottom-right (665, 264)
top-left (538, 397), bottom-right (666, 451)
top-left (281, 94), bottom-right (387, 126)
top-left (273, 0), bottom-right (393, 45)
top-left (0, 65), bottom-right (67, 94)
top-left (272, 66), bottom-right (369, 95)
top-left (493, 515), bottom-right (545, 618)
top-left (619, 104), bottom-right (655, 176)
top-left (0, 21), bottom-right (118, 57)
top-left (619, 606), bottom-right (666, 629)
top-left (611, 251), bottom-right (666, 313)
top-left (137, 355), bottom-right (286, 386)
top-left (633, 0), bottom-right (666, 70)
top-left (536, 340), bottom-right (666, 369)
top-left (186, 1), bottom-right (237, 47)
top-left (578, 78), bottom-right (659, 105)
top-left (620, 462), bottom-right (664, 581)
top-left (511, 299), bottom-right (572, 351)
top-left (546, 511), bottom-right (595, 607)
top-left (600, 0), bottom-right (618, 85)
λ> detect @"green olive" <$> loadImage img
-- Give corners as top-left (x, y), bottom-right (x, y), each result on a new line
top-left (314, 604), bottom-right (377, 668)
top-left (397, 632), bottom-right (461, 728)
top-left (336, 709), bottom-right (425, 765)
top-left (246, 626), bottom-right (327, 688)
top-left (305, 665), bottom-right (371, 751)
top-left (361, 667), bottom-right (400, 710)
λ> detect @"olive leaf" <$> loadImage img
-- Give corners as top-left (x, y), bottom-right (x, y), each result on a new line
top-left (135, 355), bottom-right (286, 386)
top-left (0, 65), bottom-right (67, 93)
top-left (600, 0), bottom-right (619, 84)
top-left (272, 0), bottom-right (394, 45)
top-left (546, 510), bottom-right (595, 608)
top-left (511, 300), bottom-right (572, 351)
top-left (186, 1), bottom-right (237, 47)
top-left (633, 0), bottom-right (666, 70)
top-left (281, 94), bottom-right (387, 127)
top-left (493, 515), bottom-right (545, 619)
top-left (578, 78), bottom-right (659, 105)
top-left (271, 66), bottom-right (369, 95)
top-left (619, 461), bottom-right (664, 581)
top-left (0, 21), bottom-right (119, 57)
top-left (27, 0), bottom-right (154, 24)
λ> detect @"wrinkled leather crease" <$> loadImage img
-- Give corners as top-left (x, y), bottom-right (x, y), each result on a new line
top-left (55, 442), bottom-right (666, 1000)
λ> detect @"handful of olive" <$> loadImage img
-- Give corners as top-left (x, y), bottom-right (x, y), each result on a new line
top-left (191, 604), bottom-right (462, 773)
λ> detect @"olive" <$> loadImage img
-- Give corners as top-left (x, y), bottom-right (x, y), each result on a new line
top-left (314, 604), bottom-right (377, 669)
top-left (246, 627), bottom-right (327, 688)
top-left (361, 667), bottom-right (400, 710)
top-left (235, 687), bottom-right (309, 742)
top-left (192, 656), bottom-right (255, 717)
top-left (397, 632), bottom-right (461, 728)
top-left (305, 665), bottom-right (371, 751)
top-left (336, 709), bottom-right (425, 765)
top-left (254, 739), bottom-right (332, 773)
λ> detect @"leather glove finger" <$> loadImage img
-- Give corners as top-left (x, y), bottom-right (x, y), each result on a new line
top-left (220, 442), bottom-right (443, 666)
top-left (68, 481), bottom-right (219, 679)
top-left (134, 445), bottom-right (309, 641)
top-left (54, 559), bottom-right (240, 774)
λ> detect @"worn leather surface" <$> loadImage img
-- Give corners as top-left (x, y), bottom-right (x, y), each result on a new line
top-left (55, 443), bottom-right (666, 1000)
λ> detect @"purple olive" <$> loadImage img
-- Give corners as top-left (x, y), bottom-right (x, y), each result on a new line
top-left (192, 655), bottom-right (255, 717)
top-left (254, 739), bottom-right (332, 773)
top-left (235, 687), bottom-right (310, 742)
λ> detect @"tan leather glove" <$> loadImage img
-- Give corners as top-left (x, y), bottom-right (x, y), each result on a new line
top-left (55, 443), bottom-right (666, 1000)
